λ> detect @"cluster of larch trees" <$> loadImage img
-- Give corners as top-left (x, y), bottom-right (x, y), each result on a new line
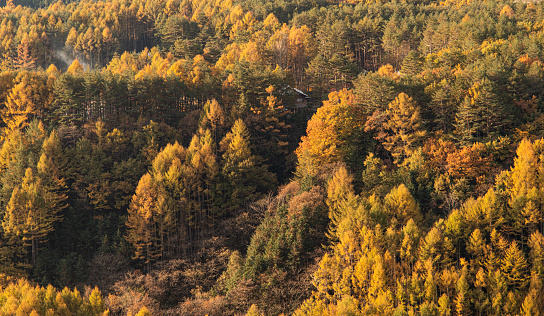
top-left (4, 0), bottom-right (544, 314)
top-left (291, 138), bottom-right (544, 315)
top-left (126, 114), bottom-right (276, 270)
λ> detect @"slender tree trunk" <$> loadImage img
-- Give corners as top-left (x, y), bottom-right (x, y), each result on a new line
top-left (32, 238), bottom-right (37, 267)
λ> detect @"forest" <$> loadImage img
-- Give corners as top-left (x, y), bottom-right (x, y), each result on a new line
top-left (1, 0), bottom-right (544, 314)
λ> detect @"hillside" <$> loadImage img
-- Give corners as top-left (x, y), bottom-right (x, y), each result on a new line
top-left (1, 0), bottom-right (544, 315)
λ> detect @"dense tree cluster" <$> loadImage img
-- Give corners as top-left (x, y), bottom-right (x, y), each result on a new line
top-left (295, 140), bottom-right (544, 315)
top-left (3, 0), bottom-right (544, 314)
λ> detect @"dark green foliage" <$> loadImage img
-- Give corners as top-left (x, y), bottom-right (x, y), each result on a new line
top-left (158, 15), bottom-right (200, 49)
top-left (243, 205), bottom-right (303, 278)
top-left (50, 73), bottom-right (86, 126)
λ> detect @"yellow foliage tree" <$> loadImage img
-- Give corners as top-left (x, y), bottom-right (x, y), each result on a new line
top-left (500, 5), bottom-right (514, 18)
top-left (1, 72), bottom-right (49, 132)
top-left (67, 59), bottom-right (84, 74)
top-left (296, 89), bottom-right (360, 177)
top-left (384, 184), bottom-right (422, 226)
top-left (125, 172), bottom-right (164, 269)
top-left (2, 167), bottom-right (63, 266)
top-left (382, 92), bottom-right (426, 164)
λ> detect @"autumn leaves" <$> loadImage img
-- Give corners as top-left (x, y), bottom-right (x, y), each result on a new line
top-left (126, 116), bottom-right (275, 268)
